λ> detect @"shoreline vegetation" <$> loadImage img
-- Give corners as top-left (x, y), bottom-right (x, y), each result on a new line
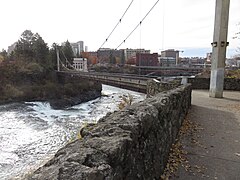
top-left (0, 62), bottom-right (102, 109)
top-left (0, 30), bottom-right (102, 109)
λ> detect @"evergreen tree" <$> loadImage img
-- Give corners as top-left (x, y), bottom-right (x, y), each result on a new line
top-left (15, 30), bottom-right (35, 61)
top-left (49, 43), bottom-right (59, 70)
top-left (32, 33), bottom-right (49, 66)
top-left (62, 40), bottom-right (74, 65)
top-left (14, 30), bottom-right (52, 69)
top-left (0, 49), bottom-right (8, 62)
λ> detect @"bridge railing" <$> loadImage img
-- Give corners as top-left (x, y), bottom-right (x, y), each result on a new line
top-left (57, 70), bottom-right (195, 93)
top-left (58, 71), bottom-right (150, 93)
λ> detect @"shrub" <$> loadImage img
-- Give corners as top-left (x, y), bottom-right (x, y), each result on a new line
top-left (118, 93), bottom-right (133, 110)
top-left (19, 62), bottom-right (44, 74)
top-left (226, 69), bottom-right (240, 79)
top-left (2, 84), bottom-right (23, 100)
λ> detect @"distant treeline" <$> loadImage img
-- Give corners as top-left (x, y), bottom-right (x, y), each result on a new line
top-left (0, 29), bottom-right (75, 70)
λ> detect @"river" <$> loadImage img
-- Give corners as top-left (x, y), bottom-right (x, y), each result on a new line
top-left (0, 85), bottom-right (146, 179)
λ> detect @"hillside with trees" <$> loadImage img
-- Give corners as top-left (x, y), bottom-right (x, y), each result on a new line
top-left (0, 30), bottom-right (101, 108)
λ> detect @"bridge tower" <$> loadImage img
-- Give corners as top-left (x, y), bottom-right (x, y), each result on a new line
top-left (209, 0), bottom-right (230, 98)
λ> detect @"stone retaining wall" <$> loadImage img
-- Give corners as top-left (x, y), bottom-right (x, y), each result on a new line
top-left (29, 84), bottom-right (192, 180)
top-left (146, 79), bottom-right (181, 97)
top-left (188, 78), bottom-right (240, 90)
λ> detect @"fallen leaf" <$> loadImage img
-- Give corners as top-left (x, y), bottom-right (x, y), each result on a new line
top-left (235, 153), bottom-right (240, 157)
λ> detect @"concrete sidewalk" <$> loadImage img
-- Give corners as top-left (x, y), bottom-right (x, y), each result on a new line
top-left (173, 90), bottom-right (240, 180)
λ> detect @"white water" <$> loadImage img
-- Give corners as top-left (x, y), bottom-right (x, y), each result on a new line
top-left (0, 85), bottom-right (145, 179)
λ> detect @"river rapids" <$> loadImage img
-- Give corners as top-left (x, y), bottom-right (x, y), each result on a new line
top-left (0, 85), bottom-right (145, 179)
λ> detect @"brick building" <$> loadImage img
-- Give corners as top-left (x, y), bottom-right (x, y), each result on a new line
top-left (136, 53), bottom-right (158, 66)
top-left (97, 48), bottom-right (123, 63)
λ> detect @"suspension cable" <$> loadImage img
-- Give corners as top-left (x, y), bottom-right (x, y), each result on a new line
top-left (99, 0), bottom-right (135, 49)
top-left (60, 49), bottom-right (76, 69)
top-left (115, 0), bottom-right (160, 50)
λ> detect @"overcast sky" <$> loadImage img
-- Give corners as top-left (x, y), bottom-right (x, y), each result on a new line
top-left (0, 0), bottom-right (239, 57)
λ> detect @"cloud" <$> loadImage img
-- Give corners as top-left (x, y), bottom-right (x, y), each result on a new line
top-left (0, 0), bottom-right (239, 57)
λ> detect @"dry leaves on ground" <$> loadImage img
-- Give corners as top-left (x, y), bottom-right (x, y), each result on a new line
top-left (161, 114), bottom-right (205, 179)
top-left (225, 104), bottom-right (240, 113)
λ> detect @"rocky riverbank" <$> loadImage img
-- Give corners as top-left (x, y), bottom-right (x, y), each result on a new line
top-left (0, 62), bottom-right (102, 109)
top-left (49, 89), bottom-right (102, 109)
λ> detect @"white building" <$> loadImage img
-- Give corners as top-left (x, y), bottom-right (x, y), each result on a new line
top-left (206, 52), bottom-right (212, 63)
top-left (73, 58), bottom-right (88, 72)
top-left (85, 46), bottom-right (88, 52)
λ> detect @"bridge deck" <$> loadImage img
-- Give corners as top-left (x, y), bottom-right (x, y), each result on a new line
top-left (58, 71), bottom-right (151, 93)
top-left (57, 71), bottom-right (192, 93)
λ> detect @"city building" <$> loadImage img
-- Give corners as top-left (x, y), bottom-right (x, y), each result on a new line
top-left (97, 48), bottom-right (123, 63)
top-left (206, 52), bottom-right (239, 67)
top-left (237, 60), bottom-right (240, 67)
top-left (7, 42), bottom-right (17, 54)
top-left (226, 58), bottom-right (237, 67)
top-left (161, 49), bottom-right (180, 65)
top-left (88, 51), bottom-right (98, 57)
top-left (136, 53), bottom-right (158, 66)
top-left (73, 58), bottom-right (88, 72)
top-left (61, 41), bottom-right (85, 57)
top-left (124, 48), bottom-right (150, 61)
top-left (159, 57), bottom-right (176, 67)
top-left (85, 46), bottom-right (88, 52)
top-left (81, 51), bottom-right (98, 65)
top-left (126, 56), bottom-right (136, 65)
top-left (71, 41), bottom-right (84, 56)
top-left (206, 52), bottom-right (212, 63)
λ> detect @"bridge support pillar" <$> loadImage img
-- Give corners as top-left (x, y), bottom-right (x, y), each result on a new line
top-left (209, 0), bottom-right (230, 98)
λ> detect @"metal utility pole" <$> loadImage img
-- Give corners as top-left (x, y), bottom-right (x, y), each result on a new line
top-left (209, 0), bottom-right (230, 98)
top-left (57, 48), bottom-right (60, 71)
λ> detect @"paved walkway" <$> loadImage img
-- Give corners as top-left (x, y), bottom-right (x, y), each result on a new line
top-left (173, 90), bottom-right (240, 180)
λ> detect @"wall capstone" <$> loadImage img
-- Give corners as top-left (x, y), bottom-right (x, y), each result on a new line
top-left (146, 79), bottom-right (181, 97)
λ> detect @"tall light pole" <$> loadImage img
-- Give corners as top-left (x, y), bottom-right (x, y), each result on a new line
top-left (209, 0), bottom-right (230, 98)
top-left (57, 48), bottom-right (60, 71)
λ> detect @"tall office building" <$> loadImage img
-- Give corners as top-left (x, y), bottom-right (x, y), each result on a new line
top-left (7, 42), bottom-right (17, 54)
top-left (160, 49), bottom-right (180, 66)
top-left (70, 41), bottom-right (84, 56)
